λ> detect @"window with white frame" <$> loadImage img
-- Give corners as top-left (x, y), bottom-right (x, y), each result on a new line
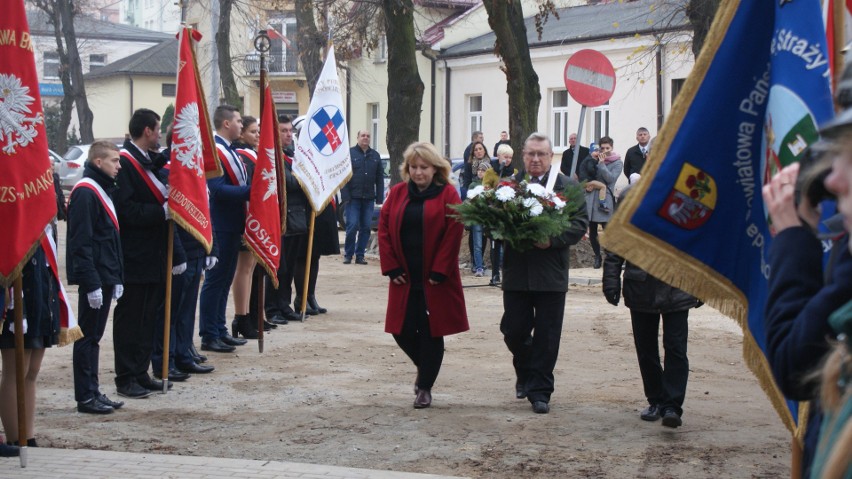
top-left (374, 35), bottom-right (387, 63)
top-left (89, 54), bottom-right (107, 72)
top-left (468, 95), bottom-right (483, 138)
top-left (592, 103), bottom-right (610, 141)
top-left (269, 17), bottom-right (298, 73)
top-left (369, 103), bottom-right (380, 149)
top-left (551, 90), bottom-right (569, 149)
top-left (43, 51), bottom-right (60, 79)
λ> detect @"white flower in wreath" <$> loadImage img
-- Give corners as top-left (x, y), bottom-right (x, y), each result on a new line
top-left (495, 185), bottom-right (516, 202)
top-left (523, 197), bottom-right (544, 216)
top-left (551, 196), bottom-right (566, 210)
top-left (467, 185), bottom-right (485, 199)
top-left (526, 182), bottom-right (547, 198)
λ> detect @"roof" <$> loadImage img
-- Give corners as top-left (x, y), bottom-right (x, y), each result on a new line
top-left (421, 10), bottom-right (468, 46)
top-left (415, 0), bottom-right (480, 8)
top-left (440, 0), bottom-right (690, 59)
top-left (85, 39), bottom-right (176, 80)
top-left (26, 9), bottom-right (172, 43)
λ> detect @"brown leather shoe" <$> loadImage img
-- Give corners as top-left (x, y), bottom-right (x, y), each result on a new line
top-left (413, 389), bottom-right (432, 409)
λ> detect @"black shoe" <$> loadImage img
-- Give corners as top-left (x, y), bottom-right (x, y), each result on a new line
top-left (231, 315), bottom-right (259, 339)
top-left (269, 314), bottom-right (289, 325)
top-left (176, 361), bottom-right (215, 374)
top-left (221, 334), bottom-right (247, 346)
top-left (355, 257), bottom-right (368, 265)
top-left (640, 404), bottom-right (661, 421)
top-left (532, 401), bottom-right (550, 414)
top-left (154, 368), bottom-right (190, 382)
top-left (489, 275), bottom-right (501, 286)
top-left (661, 408), bottom-right (682, 428)
top-left (201, 338), bottom-right (236, 353)
top-left (116, 382), bottom-right (151, 399)
top-left (295, 303), bottom-right (320, 316)
top-left (308, 296), bottom-right (327, 314)
top-left (77, 399), bottom-right (114, 414)
top-left (96, 393), bottom-right (124, 410)
top-left (413, 389), bottom-right (432, 409)
top-left (593, 255), bottom-right (602, 269)
top-left (343, 256), bottom-right (352, 264)
top-left (284, 310), bottom-right (304, 322)
top-left (189, 343), bottom-right (207, 363)
top-left (263, 319), bottom-right (277, 330)
top-left (0, 443), bottom-right (19, 457)
top-left (515, 380), bottom-right (527, 399)
top-left (139, 376), bottom-right (173, 391)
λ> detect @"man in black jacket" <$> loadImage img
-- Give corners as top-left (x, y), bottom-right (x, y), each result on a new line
top-left (67, 141), bottom-right (126, 413)
top-left (560, 133), bottom-right (590, 178)
top-left (623, 127), bottom-right (651, 182)
top-left (342, 130), bottom-right (384, 265)
top-left (501, 132), bottom-right (589, 414)
top-left (113, 108), bottom-right (186, 397)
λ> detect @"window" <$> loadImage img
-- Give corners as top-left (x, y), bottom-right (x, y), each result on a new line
top-left (269, 17), bottom-right (298, 73)
top-left (161, 83), bottom-right (176, 97)
top-left (374, 35), bottom-right (387, 63)
top-left (592, 103), bottom-right (610, 141)
top-left (43, 51), bottom-right (60, 79)
top-left (551, 90), bottom-right (570, 149)
top-left (369, 103), bottom-right (380, 149)
top-left (468, 95), bottom-right (483, 139)
top-left (671, 78), bottom-right (686, 103)
top-left (89, 54), bottom-right (107, 72)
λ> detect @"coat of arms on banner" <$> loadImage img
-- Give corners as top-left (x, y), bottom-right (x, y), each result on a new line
top-left (658, 163), bottom-right (717, 230)
top-left (306, 106), bottom-right (345, 156)
top-left (0, 73), bottom-right (44, 155)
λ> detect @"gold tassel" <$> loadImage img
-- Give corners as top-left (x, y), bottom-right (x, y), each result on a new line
top-left (58, 325), bottom-right (83, 347)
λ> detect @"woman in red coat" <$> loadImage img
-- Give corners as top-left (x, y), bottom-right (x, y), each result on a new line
top-left (378, 141), bottom-right (469, 409)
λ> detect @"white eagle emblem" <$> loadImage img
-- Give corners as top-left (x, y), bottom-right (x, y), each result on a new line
top-left (172, 102), bottom-right (204, 177)
top-left (0, 73), bottom-right (44, 155)
top-left (261, 147), bottom-right (277, 201)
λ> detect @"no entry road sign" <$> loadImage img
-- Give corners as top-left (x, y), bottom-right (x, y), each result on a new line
top-left (563, 49), bottom-right (616, 107)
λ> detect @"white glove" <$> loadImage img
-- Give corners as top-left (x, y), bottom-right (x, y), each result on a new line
top-left (172, 262), bottom-right (187, 275)
top-left (87, 288), bottom-right (103, 309)
top-left (205, 256), bottom-right (218, 270)
top-left (163, 203), bottom-right (170, 220)
top-left (114, 284), bottom-right (124, 300)
top-left (8, 318), bottom-right (27, 334)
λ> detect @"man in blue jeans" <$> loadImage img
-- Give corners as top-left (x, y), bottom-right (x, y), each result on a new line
top-left (342, 130), bottom-right (384, 265)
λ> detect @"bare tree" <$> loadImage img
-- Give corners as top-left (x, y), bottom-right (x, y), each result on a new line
top-left (294, 0), bottom-right (326, 93)
top-left (31, 0), bottom-right (95, 145)
top-left (686, 0), bottom-right (721, 57)
top-left (216, 0), bottom-right (242, 110)
top-left (381, 0), bottom-right (423, 184)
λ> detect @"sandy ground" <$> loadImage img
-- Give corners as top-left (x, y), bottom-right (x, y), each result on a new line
top-left (17, 227), bottom-right (792, 478)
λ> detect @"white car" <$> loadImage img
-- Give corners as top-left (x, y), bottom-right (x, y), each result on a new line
top-left (57, 144), bottom-right (92, 191)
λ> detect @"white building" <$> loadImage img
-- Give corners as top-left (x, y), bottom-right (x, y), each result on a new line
top-left (120, 0), bottom-right (182, 34)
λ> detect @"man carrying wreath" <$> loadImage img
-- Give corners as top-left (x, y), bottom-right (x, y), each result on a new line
top-left (500, 132), bottom-right (588, 414)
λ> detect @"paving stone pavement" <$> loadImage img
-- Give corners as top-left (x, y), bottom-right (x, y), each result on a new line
top-left (4, 447), bottom-right (469, 479)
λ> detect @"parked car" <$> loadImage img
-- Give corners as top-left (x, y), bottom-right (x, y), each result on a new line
top-left (58, 144), bottom-right (92, 191)
top-left (48, 149), bottom-right (63, 170)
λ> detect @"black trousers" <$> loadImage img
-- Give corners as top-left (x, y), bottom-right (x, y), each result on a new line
top-left (501, 290), bottom-right (566, 403)
top-left (630, 309), bottom-right (689, 415)
top-left (294, 250), bottom-right (320, 307)
top-left (265, 235), bottom-right (302, 316)
top-left (589, 221), bottom-right (607, 258)
top-left (73, 286), bottom-right (114, 402)
top-left (392, 290), bottom-right (445, 390)
top-left (113, 282), bottom-right (164, 387)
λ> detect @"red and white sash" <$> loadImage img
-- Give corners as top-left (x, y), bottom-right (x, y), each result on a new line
top-left (217, 141), bottom-right (247, 186)
top-left (120, 150), bottom-right (168, 204)
top-left (235, 148), bottom-right (257, 167)
top-left (41, 225), bottom-right (79, 345)
top-left (72, 178), bottom-right (119, 231)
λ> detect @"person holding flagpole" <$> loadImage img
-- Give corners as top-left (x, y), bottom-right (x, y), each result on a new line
top-left (199, 105), bottom-right (252, 351)
top-left (67, 141), bottom-right (126, 414)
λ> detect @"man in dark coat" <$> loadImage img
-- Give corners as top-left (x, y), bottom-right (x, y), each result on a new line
top-left (67, 141), bottom-right (125, 413)
top-left (602, 181), bottom-right (700, 428)
top-left (623, 127), bottom-right (651, 182)
top-left (501, 132), bottom-right (588, 414)
top-left (198, 105), bottom-right (251, 352)
top-left (560, 132), bottom-right (590, 178)
top-left (113, 108), bottom-right (186, 397)
top-left (342, 129), bottom-right (383, 265)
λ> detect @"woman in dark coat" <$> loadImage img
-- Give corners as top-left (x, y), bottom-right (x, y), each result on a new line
top-left (602, 182), bottom-right (700, 428)
top-left (379, 141), bottom-right (468, 409)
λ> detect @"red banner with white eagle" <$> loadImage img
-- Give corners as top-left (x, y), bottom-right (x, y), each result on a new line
top-left (0, 0), bottom-right (57, 286)
top-left (245, 84), bottom-right (282, 285)
top-left (168, 27), bottom-right (218, 253)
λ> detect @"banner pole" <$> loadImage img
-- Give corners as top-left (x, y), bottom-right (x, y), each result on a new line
top-left (299, 212), bottom-right (317, 322)
top-left (13, 275), bottom-right (27, 467)
top-left (161, 221), bottom-right (174, 393)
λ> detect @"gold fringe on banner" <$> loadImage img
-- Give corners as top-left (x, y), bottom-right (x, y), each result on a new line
top-left (58, 325), bottom-right (83, 347)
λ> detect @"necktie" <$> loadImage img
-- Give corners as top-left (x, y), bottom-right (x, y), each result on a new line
top-left (530, 176), bottom-right (541, 184)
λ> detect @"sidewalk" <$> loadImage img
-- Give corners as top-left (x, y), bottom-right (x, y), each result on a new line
top-left (8, 447), bottom-right (469, 479)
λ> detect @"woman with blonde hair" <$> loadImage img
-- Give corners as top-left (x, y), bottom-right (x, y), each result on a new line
top-left (378, 141), bottom-right (468, 409)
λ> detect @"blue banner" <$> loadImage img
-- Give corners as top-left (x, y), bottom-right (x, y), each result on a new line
top-left (604, 0), bottom-right (833, 436)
